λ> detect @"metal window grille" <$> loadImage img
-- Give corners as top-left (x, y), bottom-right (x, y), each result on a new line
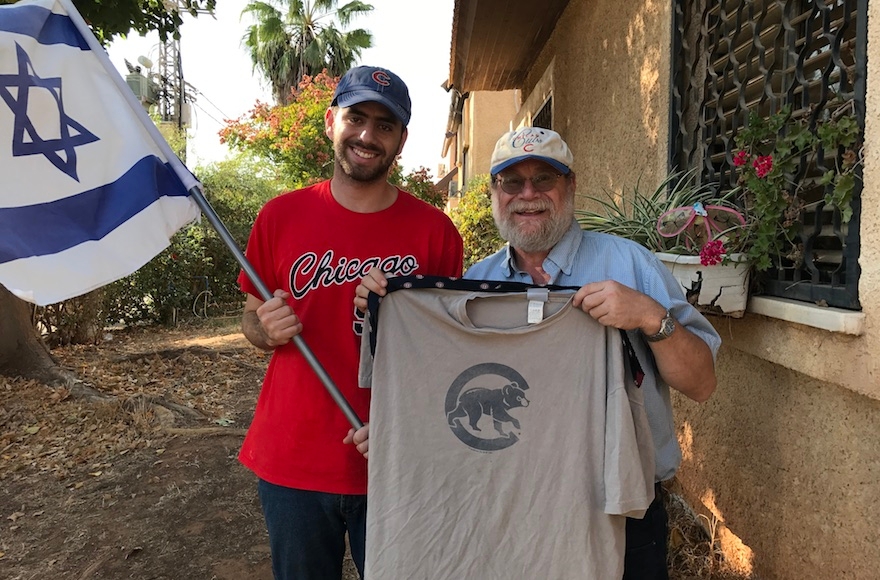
top-left (534, 96), bottom-right (553, 129)
top-left (670, 0), bottom-right (866, 309)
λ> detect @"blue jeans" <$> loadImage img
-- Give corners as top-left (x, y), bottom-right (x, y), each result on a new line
top-left (258, 479), bottom-right (367, 580)
top-left (623, 482), bottom-right (669, 580)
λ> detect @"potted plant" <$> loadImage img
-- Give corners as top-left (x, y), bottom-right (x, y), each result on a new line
top-left (576, 97), bottom-right (862, 317)
top-left (575, 170), bottom-right (752, 317)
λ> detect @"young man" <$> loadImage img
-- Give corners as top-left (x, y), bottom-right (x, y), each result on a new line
top-left (352, 127), bottom-right (720, 579)
top-left (239, 65), bottom-right (463, 580)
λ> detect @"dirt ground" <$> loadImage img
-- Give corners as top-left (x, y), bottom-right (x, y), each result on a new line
top-left (1, 319), bottom-right (742, 580)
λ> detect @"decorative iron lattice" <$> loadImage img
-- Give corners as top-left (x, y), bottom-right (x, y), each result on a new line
top-left (670, 0), bottom-right (866, 309)
top-left (534, 96), bottom-right (553, 129)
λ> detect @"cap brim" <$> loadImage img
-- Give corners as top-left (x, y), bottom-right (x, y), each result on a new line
top-left (333, 90), bottom-right (410, 126)
top-left (491, 155), bottom-right (571, 175)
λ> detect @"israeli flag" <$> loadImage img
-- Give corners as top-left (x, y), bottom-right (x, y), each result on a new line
top-left (0, 0), bottom-right (202, 306)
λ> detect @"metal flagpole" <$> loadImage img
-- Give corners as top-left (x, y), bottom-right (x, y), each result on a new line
top-left (57, 0), bottom-right (362, 429)
top-left (187, 185), bottom-right (364, 430)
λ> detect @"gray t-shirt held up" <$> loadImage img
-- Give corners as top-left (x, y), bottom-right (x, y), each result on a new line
top-left (359, 286), bottom-right (654, 580)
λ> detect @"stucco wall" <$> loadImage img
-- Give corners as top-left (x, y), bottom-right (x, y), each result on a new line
top-left (463, 90), bottom-right (518, 183)
top-left (675, 349), bottom-right (880, 579)
top-left (523, 0), bottom-right (671, 204)
top-left (520, 0), bottom-right (880, 577)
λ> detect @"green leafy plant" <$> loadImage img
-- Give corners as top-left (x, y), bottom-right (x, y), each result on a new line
top-left (450, 175), bottom-right (505, 269)
top-left (733, 99), bottom-right (861, 271)
top-left (575, 170), bottom-right (748, 265)
top-left (389, 165), bottom-right (447, 209)
top-left (103, 156), bottom-right (281, 326)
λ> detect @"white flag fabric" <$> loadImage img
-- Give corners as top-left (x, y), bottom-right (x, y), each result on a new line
top-left (0, 0), bottom-right (201, 306)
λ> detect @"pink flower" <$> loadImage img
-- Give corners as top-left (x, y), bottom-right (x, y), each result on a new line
top-left (733, 150), bottom-right (749, 167)
top-left (699, 239), bottom-right (726, 266)
top-left (753, 155), bottom-right (773, 178)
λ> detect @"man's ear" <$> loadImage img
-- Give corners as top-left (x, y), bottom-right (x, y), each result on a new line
top-left (324, 108), bottom-right (335, 140)
top-left (396, 128), bottom-right (408, 156)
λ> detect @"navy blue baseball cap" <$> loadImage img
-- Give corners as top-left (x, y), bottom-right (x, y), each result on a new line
top-left (331, 66), bottom-right (412, 126)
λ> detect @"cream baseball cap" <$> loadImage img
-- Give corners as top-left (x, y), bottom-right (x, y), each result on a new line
top-left (490, 127), bottom-right (574, 175)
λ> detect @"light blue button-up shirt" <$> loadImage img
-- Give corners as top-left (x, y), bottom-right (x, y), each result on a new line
top-left (465, 219), bottom-right (721, 481)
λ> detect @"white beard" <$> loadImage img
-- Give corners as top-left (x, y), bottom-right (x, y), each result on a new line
top-left (493, 193), bottom-right (574, 253)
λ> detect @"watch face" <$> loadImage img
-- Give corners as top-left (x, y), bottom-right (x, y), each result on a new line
top-left (646, 312), bottom-right (675, 342)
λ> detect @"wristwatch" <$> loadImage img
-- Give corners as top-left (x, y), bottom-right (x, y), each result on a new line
top-left (644, 309), bottom-right (675, 342)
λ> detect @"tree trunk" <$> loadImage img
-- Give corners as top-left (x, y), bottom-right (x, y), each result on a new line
top-left (0, 284), bottom-right (58, 379)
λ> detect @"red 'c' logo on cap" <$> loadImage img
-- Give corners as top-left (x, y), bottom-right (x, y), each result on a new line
top-left (523, 144), bottom-right (534, 152)
top-left (372, 71), bottom-right (391, 86)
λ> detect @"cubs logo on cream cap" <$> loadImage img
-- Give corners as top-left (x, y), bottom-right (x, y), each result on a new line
top-left (490, 127), bottom-right (574, 175)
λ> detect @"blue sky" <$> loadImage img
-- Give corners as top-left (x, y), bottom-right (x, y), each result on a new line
top-left (107, 0), bottom-right (455, 177)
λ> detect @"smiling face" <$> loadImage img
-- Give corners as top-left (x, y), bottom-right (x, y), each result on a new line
top-left (491, 159), bottom-right (576, 254)
top-left (325, 101), bottom-right (407, 183)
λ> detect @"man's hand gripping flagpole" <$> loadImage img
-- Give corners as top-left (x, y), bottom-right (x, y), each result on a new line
top-left (187, 189), bottom-right (365, 430)
top-left (58, 0), bottom-right (364, 430)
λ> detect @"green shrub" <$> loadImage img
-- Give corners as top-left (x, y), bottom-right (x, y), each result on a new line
top-left (450, 175), bottom-right (505, 269)
top-left (103, 155), bottom-right (282, 326)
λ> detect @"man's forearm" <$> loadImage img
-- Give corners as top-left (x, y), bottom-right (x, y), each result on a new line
top-left (242, 310), bottom-right (275, 351)
top-left (649, 325), bottom-right (717, 402)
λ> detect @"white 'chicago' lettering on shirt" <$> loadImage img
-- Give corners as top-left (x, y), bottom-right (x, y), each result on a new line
top-left (289, 250), bottom-right (419, 299)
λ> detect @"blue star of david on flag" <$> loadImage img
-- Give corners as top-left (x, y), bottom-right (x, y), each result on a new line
top-left (0, 0), bottom-right (202, 306)
top-left (0, 42), bottom-right (98, 181)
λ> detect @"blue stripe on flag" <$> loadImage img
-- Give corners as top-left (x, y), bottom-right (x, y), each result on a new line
top-left (0, 3), bottom-right (89, 50)
top-left (0, 155), bottom-right (191, 264)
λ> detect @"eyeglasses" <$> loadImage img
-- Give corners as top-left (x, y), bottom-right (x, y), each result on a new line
top-left (493, 172), bottom-right (564, 195)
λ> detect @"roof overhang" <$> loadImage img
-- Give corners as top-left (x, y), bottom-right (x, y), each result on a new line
top-left (447, 0), bottom-right (570, 92)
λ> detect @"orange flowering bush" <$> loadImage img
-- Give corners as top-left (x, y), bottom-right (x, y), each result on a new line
top-left (220, 71), bottom-right (338, 186)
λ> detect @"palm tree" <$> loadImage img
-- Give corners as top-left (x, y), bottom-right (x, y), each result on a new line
top-left (242, 0), bottom-right (373, 105)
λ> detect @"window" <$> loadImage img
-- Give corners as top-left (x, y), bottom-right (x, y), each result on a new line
top-left (670, 0), bottom-right (866, 309)
top-left (533, 96), bottom-right (553, 130)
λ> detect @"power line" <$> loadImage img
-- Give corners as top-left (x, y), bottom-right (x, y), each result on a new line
top-left (193, 89), bottom-right (231, 121)
top-left (190, 101), bottom-right (224, 126)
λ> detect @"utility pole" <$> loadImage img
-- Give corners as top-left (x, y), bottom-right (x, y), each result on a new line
top-left (153, 2), bottom-right (213, 158)
top-left (156, 38), bottom-right (186, 131)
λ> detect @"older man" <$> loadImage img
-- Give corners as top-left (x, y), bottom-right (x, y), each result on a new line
top-left (352, 127), bottom-right (720, 579)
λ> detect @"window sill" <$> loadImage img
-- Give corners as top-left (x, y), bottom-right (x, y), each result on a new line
top-left (747, 296), bottom-right (865, 335)
top-left (715, 296), bottom-right (873, 397)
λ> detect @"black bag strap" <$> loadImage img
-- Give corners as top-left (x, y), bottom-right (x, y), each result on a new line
top-left (365, 275), bottom-right (644, 387)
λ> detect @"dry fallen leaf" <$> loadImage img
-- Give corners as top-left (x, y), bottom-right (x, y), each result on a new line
top-left (8, 511), bottom-right (25, 521)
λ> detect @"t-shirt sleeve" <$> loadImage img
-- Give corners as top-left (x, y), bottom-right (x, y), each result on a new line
top-left (238, 205), bottom-right (279, 299)
top-left (603, 326), bottom-right (655, 518)
top-left (357, 299), bottom-right (375, 389)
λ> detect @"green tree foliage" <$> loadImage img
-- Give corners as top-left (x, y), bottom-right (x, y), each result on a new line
top-left (389, 165), bottom-right (446, 209)
top-left (103, 155), bottom-right (282, 326)
top-left (221, 71), bottom-right (336, 186)
top-left (450, 175), bottom-right (505, 269)
top-left (221, 70), bottom-right (442, 202)
top-left (242, 0), bottom-right (372, 104)
top-left (0, 0), bottom-right (218, 45)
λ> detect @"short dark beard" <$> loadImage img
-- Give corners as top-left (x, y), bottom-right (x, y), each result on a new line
top-left (334, 137), bottom-right (401, 183)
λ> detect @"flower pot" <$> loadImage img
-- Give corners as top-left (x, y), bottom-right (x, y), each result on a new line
top-left (654, 252), bottom-right (750, 318)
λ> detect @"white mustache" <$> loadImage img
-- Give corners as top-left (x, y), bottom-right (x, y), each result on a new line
top-left (509, 201), bottom-right (552, 213)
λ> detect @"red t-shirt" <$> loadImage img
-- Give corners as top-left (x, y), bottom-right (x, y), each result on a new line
top-left (238, 180), bottom-right (464, 494)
